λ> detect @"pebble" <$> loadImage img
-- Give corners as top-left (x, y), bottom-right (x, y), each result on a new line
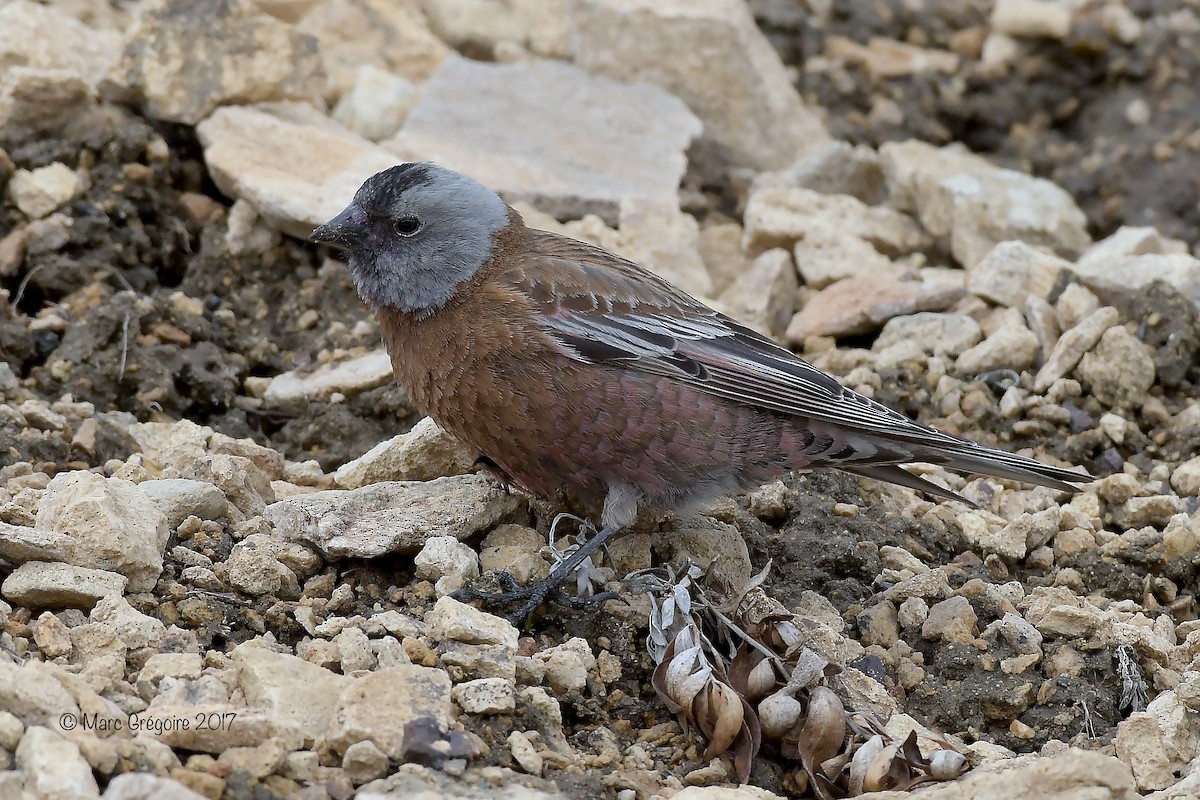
top-left (8, 163), bottom-right (83, 219)
top-left (16, 725), bottom-right (100, 800)
top-left (234, 645), bottom-right (352, 743)
top-left (967, 240), bottom-right (1069, 308)
top-left (570, 0), bottom-right (828, 170)
top-left (2, 561), bottom-right (128, 610)
top-left (1033, 306), bottom-right (1120, 392)
top-left (452, 677), bottom-right (516, 715)
top-left (264, 474), bottom-right (522, 558)
top-left (316, 665), bottom-right (452, 760)
top-left (333, 417), bottom-right (477, 488)
top-left (108, 0), bottom-right (325, 125)
top-left (880, 139), bottom-right (1090, 269)
top-left (922, 596), bottom-right (979, 644)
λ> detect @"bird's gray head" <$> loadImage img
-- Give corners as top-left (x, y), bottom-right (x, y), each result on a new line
top-left (311, 163), bottom-right (510, 316)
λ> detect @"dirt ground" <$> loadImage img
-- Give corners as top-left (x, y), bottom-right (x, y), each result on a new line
top-left (4, 2), bottom-right (1200, 798)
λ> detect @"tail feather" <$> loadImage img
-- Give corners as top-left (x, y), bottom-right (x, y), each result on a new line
top-left (839, 463), bottom-right (978, 507)
top-left (918, 443), bottom-right (1088, 494)
top-left (837, 431), bottom-right (1089, 502)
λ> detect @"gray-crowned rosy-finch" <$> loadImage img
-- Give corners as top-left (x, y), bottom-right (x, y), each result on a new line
top-left (311, 162), bottom-right (1088, 620)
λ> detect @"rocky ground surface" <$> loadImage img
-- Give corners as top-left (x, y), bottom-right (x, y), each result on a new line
top-left (2, 0), bottom-right (1200, 799)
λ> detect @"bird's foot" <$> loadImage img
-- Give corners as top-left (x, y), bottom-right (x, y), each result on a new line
top-left (452, 520), bottom-right (622, 624)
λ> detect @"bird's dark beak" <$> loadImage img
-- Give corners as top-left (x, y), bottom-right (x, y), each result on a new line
top-left (311, 203), bottom-right (366, 249)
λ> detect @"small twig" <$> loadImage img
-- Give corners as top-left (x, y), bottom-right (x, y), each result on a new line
top-left (11, 263), bottom-right (47, 307)
top-left (118, 311), bottom-right (131, 381)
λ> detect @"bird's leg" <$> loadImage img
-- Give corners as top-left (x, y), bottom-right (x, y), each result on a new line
top-left (453, 522), bottom-right (623, 623)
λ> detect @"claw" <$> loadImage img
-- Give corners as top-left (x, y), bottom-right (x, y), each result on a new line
top-left (451, 524), bottom-right (622, 623)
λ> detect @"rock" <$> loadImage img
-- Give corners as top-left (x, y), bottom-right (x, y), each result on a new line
top-left (139, 653), bottom-right (203, 684)
top-left (875, 312), bottom-right (982, 357)
top-left (968, 241), bottom-right (1070, 308)
top-left (751, 141), bottom-right (886, 205)
top-left (857, 601), bottom-right (900, 647)
top-left (786, 268), bottom-right (965, 343)
top-left (614, 198), bottom-right (712, 298)
top-left (1033, 306), bottom-right (1120, 392)
top-left (386, 57), bottom-right (701, 225)
top-left (955, 315), bottom-right (1040, 375)
top-left (0, 521), bottom-right (72, 565)
top-left (991, 0), bottom-right (1072, 40)
top-left (2, 561), bottom-right (127, 610)
top-left (1114, 709), bottom-right (1176, 792)
top-left (857, 748), bottom-right (1137, 799)
top-left (0, 1), bottom-right (121, 88)
top-left (106, 0), bottom-right (325, 125)
top-left (90, 596), bottom-right (166, 650)
top-left (419, 0), bottom-right (569, 59)
top-left (138, 479), bottom-right (229, 529)
top-left (792, 224), bottom-right (896, 290)
top-left (508, 730), bottom-right (544, 776)
top-left (1072, 250), bottom-right (1200, 311)
top-left (98, 773), bottom-right (210, 800)
top-left (1171, 456), bottom-right (1200, 496)
top-left (208, 432), bottom-right (286, 479)
top-left (922, 596), bottom-right (978, 644)
top-left (35, 471), bottom-right (169, 592)
top-left (570, 0), bottom-right (828, 170)
top-left (295, 0), bottom-right (449, 92)
top-left (234, 645), bottom-right (351, 744)
top-left (743, 187), bottom-right (927, 259)
top-left (0, 68), bottom-right (91, 149)
top-left (0, 660), bottom-right (79, 730)
top-left (264, 348), bottom-right (395, 407)
top-left (33, 612), bottom-right (73, 658)
top-left (425, 596), bottom-right (519, 650)
top-left (959, 511), bottom-right (1027, 560)
top-left (452, 677), bottom-right (515, 715)
top-left (331, 65), bottom-right (419, 142)
top-left (1111, 496), bottom-right (1185, 530)
top-left (880, 140), bottom-right (1090, 269)
top-left (225, 533), bottom-right (300, 597)
top-left (664, 515), bottom-right (752, 590)
top-left (197, 105), bottom-right (399, 239)
top-left (317, 665), bottom-right (452, 759)
top-left (16, 726), bottom-right (100, 800)
top-left (1075, 326), bottom-right (1156, 408)
top-left (128, 419), bottom-right (211, 473)
top-left (897, 597), bottom-right (929, 630)
top-left (264, 474), bottom-right (522, 558)
top-left (413, 536), bottom-right (480, 595)
top-left (136, 703), bottom-right (298, 753)
top-left (180, 454), bottom-right (274, 521)
top-left (8, 163), bottom-right (83, 219)
top-left (1076, 226), bottom-right (1189, 270)
top-left (478, 525), bottom-right (547, 587)
top-left (342, 738), bottom-right (389, 785)
top-left (334, 417), bottom-right (477, 488)
top-left (1023, 295), bottom-right (1060, 356)
top-left (1021, 588), bottom-right (1105, 639)
top-left (717, 249), bottom-right (798, 335)
top-left (1055, 282), bottom-right (1101, 331)
top-left (825, 35), bottom-right (959, 79)
top-left (536, 637), bottom-right (595, 695)
top-left (699, 222), bottom-right (751, 296)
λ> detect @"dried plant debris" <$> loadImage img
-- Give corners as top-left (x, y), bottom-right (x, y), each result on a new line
top-left (1115, 643), bottom-right (1149, 714)
top-left (643, 563), bottom-right (968, 795)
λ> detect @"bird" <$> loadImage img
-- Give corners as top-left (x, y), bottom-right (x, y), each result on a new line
top-left (310, 162), bottom-right (1089, 621)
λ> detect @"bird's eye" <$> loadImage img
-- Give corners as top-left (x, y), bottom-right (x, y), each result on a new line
top-left (394, 217), bottom-right (423, 237)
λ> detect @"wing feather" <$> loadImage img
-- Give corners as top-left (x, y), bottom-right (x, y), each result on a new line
top-left (505, 228), bottom-right (1088, 491)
